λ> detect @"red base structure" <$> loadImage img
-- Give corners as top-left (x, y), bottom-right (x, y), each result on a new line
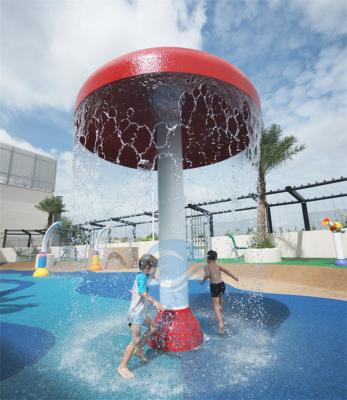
top-left (148, 307), bottom-right (203, 352)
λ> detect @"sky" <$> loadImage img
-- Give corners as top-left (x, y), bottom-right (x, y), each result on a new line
top-left (1, 0), bottom-right (346, 228)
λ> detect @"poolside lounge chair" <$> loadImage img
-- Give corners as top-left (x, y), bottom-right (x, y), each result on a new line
top-left (228, 233), bottom-right (248, 257)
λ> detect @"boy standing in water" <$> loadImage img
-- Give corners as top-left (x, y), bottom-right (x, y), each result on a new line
top-left (200, 250), bottom-right (239, 335)
top-left (118, 254), bottom-right (164, 379)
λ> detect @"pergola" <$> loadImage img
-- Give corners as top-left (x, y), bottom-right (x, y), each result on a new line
top-left (2, 176), bottom-right (346, 248)
top-left (2, 229), bottom-right (46, 248)
top-left (82, 176), bottom-right (347, 239)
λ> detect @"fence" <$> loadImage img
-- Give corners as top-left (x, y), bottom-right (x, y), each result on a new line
top-left (0, 143), bottom-right (57, 192)
top-left (2, 178), bottom-right (346, 260)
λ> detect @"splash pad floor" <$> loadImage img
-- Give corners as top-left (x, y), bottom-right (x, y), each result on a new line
top-left (0, 270), bottom-right (346, 400)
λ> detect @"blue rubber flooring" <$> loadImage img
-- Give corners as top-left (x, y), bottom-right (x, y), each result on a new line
top-left (0, 270), bottom-right (346, 400)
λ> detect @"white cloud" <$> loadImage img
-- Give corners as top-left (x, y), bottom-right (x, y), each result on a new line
top-left (0, 0), bottom-right (206, 110)
top-left (291, 0), bottom-right (347, 37)
top-left (1, 0), bottom-right (346, 225)
top-left (262, 45), bottom-right (347, 187)
top-left (213, 0), bottom-right (259, 34)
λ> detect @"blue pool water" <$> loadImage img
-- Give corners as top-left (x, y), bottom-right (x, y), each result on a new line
top-left (0, 270), bottom-right (346, 400)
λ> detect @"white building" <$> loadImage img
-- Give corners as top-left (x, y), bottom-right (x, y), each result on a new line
top-left (0, 143), bottom-right (57, 247)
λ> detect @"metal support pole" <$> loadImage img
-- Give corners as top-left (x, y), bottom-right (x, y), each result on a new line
top-left (3, 229), bottom-right (7, 248)
top-left (209, 214), bottom-right (214, 237)
top-left (157, 123), bottom-right (188, 309)
top-left (266, 204), bottom-right (273, 234)
top-left (132, 225), bottom-right (136, 241)
top-left (285, 186), bottom-right (311, 231)
top-left (301, 203), bottom-right (310, 231)
top-left (27, 234), bottom-right (32, 247)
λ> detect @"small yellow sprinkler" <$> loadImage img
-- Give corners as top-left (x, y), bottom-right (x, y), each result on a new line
top-left (89, 251), bottom-right (102, 272)
top-left (33, 221), bottom-right (61, 278)
top-left (33, 252), bottom-right (50, 277)
top-left (88, 225), bottom-right (112, 272)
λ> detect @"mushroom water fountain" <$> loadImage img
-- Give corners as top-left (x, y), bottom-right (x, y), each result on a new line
top-left (74, 47), bottom-right (261, 352)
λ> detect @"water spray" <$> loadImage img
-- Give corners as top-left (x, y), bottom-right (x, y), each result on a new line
top-left (89, 225), bottom-right (112, 272)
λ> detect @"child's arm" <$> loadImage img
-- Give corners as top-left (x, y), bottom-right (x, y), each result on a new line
top-left (200, 265), bottom-right (209, 285)
top-left (220, 265), bottom-right (239, 282)
top-left (137, 274), bottom-right (164, 311)
top-left (142, 292), bottom-right (165, 311)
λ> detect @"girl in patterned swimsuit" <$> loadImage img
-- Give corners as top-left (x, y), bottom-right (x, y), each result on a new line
top-left (118, 254), bottom-right (164, 379)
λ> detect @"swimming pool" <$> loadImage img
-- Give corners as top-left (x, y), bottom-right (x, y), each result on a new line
top-left (1, 270), bottom-right (346, 400)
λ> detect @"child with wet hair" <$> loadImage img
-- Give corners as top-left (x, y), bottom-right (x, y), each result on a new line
top-left (117, 254), bottom-right (164, 379)
top-left (200, 250), bottom-right (239, 335)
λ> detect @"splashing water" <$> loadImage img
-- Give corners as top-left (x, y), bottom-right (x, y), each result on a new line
top-left (57, 299), bottom-right (276, 398)
top-left (64, 63), bottom-right (267, 397)
top-left (58, 314), bottom-right (184, 399)
top-left (70, 74), bottom-right (261, 225)
top-left (75, 74), bottom-right (261, 169)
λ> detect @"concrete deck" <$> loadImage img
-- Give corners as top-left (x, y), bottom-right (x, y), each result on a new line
top-left (1, 261), bottom-right (346, 301)
top-left (188, 263), bottom-right (347, 301)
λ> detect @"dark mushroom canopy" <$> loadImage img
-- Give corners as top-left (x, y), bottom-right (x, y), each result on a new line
top-left (74, 47), bottom-right (261, 170)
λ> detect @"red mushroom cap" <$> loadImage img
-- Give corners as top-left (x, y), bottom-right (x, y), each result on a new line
top-left (74, 47), bottom-right (261, 169)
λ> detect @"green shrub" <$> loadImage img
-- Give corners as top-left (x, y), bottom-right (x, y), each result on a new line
top-left (248, 233), bottom-right (275, 249)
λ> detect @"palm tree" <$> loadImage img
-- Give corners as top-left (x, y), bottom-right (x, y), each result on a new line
top-left (35, 196), bottom-right (66, 228)
top-left (257, 124), bottom-right (305, 245)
